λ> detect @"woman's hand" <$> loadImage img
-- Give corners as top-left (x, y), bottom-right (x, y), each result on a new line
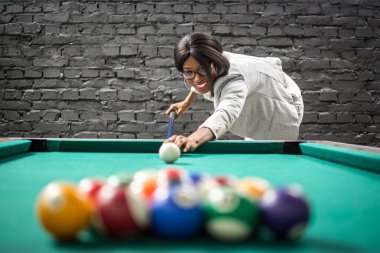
top-left (164, 128), bottom-right (214, 153)
top-left (166, 101), bottom-right (190, 119)
top-left (164, 135), bottom-right (197, 153)
top-left (165, 90), bottom-right (198, 119)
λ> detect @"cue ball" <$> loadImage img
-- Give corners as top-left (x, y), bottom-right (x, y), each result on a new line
top-left (159, 143), bottom-right (181, 164)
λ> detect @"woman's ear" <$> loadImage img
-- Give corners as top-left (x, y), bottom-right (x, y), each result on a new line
top-left (211, 63), bottom-right (218, 77)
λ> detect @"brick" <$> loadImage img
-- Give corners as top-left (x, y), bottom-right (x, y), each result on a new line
top-left (42, 89), bottom-right (60, 100)
top-left (319, 89), bottom-right (338, 101)
top-left (33, 122), bottom-right (69, 133)
top-left (99, 89), bottom-right (117, 100)
top-left (25, 69), bottom-right (42, 78)
top-left (64, 68), bottom-right (81, 78)
top-left (3, 111), bottom-right (21, 121)
top-left (24, 110), bottom-right (41, 121)
top-left (82, 69), bottom-right (98, 78)
top-left (102, 45), bottom-right (119, 56)
top-left (120, 45), bottom-right (138, 56)
top-left (7, 5), bottom-right (23, 13)
top-left (61, 110), bottom-right (79, 121)
top-left (336, 113), bottom-right (354, 123)
top-left (80, 111), bottom-right (98, 120)
top-left (4, 90), bottom-right (22, 100)
top-left (43, 68), bottom-right (61, 78)
top-left (101, 112), bottom-right (117, 121)
top-left (6, 70), bottom-right (23, 79)
top-left (355, 114), bottom-right (372, 123)
top-left (23, 90), bottom-right (41, 100)
top-left (61, 89), bottom-right (79, 100)
top-left (118, 122), bottom-right (146, 133)
top-left (118, 110), bottom-right (136, 121)
top-left (42, 110), bottom-right (60, 121)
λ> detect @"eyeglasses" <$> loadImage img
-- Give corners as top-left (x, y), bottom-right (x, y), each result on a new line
top-left (180, 68), bottom-right (207, 80)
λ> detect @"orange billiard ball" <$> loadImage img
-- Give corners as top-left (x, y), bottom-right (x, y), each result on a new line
top-left (36, 181), bottom-right (91, 240)
top-left (235, 177), bottom-right (272, 201)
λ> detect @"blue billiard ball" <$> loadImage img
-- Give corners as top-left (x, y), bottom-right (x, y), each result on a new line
top-left (260, 185), bottom-right (310, 240)
top-left (151, 184), bottom-right (203, 239)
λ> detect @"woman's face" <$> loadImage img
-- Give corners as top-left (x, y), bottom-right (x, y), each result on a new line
top-left (182, 56), bottom-right (216, 94)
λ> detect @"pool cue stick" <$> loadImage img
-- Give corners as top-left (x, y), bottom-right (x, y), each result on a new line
top-left (168, 111), bottom-right (176, 138)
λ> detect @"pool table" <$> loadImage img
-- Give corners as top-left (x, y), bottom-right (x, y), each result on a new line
top-left (0, 138), bottom-right (380, 253)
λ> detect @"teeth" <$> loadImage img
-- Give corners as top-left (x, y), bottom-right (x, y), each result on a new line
top-left (197, 82), bottom-right (207, 88)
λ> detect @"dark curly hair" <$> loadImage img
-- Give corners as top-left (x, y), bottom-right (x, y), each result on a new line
top-left (174, 33), bottom-right (230, 96)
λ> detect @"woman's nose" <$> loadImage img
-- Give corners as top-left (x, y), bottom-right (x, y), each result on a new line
top-left (193, 73), bottom-right (203, 82)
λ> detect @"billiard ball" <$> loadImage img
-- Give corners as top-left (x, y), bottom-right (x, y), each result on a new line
top-left (259, 185), bottom-right (310, 240)
top-left (94, 183), bottom-right (150, 239)
top-left (77, 177), bottom-right (105, 206)
top-left (36, 181), bottom-right (91, 240)
top-left (151, 184), bottom-right (203, 239)
top-left (235, 177), bottom-right (271, 202)
top-left (106, 172), bottom-right (132, 188)
top-left (156, 167), bottom-right (190, 188)
top-left (159, 143), bottom-right (181, 164)
top-left (129, 169), bottom-right (158, 202)
top-left (203, 187), bottom-right (259, 241)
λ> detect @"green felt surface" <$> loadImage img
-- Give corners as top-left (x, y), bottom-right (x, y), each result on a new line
top-left (0, 140), bottom-right (380, 253)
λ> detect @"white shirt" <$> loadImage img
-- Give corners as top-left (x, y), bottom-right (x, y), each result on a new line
top-left (197, 51), bottom-right (303, 140)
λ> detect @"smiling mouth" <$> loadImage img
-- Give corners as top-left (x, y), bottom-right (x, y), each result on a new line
top-left (195, 82), bottom-right (208, 91)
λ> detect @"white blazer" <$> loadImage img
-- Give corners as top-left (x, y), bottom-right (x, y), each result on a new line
top-left (197, 51), bottom-right (304, 140)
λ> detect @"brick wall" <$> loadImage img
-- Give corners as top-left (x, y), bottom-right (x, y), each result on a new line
top-left (0, 0), bottom-right (379, 146)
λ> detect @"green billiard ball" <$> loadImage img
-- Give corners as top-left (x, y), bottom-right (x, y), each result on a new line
top-left (203, 187), bottom-right (259, 241)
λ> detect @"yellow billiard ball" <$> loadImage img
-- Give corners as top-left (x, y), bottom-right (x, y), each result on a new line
top-left (36, 181), bottom-right (91, 240)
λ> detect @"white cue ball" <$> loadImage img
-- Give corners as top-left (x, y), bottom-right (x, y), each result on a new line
top-left (159, 143), bottom-right (181, 164)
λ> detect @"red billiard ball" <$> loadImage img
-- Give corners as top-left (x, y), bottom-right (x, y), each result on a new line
top-left (36, 181), bottom-right (91, 240)
top-left (260, 185), bottom-right (310, 240)
top-left (156, 168), bottom-right (190, 188)
top-left (94, 184), bottom-right (149, 239)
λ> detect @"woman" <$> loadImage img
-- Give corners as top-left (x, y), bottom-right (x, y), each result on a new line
top-left (165, 32), bottom-right (303, 152)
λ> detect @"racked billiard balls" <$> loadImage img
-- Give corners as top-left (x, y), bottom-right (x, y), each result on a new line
top-left (36, 181), bottom-right (91, 240)
top-left (260, 185), bottom-right (310, 240)
top-left (159, 143), bottom-right (181, 164)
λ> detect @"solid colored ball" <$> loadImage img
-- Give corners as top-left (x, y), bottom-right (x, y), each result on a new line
top-left (260, 185), bottom-right (310, 240)
top-left (94, 184), bottom-right (150, 239)
top-left (36, 182), bottom-right (91, 240)
top-left (203, 187), bottom-right (259, 242)
top-left (151, 184), bottom-right (203, 239)
top-left (159, 143), bottom-right (181, 164)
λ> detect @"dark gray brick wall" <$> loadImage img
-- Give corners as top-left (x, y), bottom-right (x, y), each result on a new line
top-left (0, 0), bottom-right (379, 146)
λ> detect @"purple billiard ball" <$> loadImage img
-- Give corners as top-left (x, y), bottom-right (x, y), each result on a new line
top-left (259, 185), bottom-right (310, 240)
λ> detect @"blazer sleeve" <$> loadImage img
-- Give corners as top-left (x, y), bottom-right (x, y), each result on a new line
top-left (199, 78), bottom-right (248, 139)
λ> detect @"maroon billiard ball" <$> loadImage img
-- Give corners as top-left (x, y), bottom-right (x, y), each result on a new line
top-left (93, 184), bottom-right (149, 239)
